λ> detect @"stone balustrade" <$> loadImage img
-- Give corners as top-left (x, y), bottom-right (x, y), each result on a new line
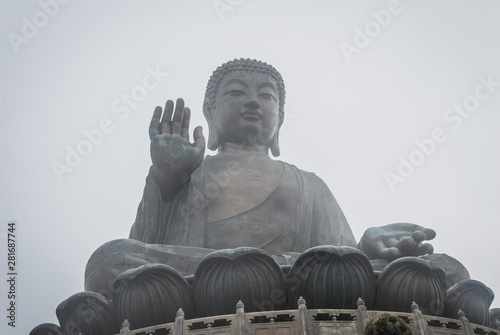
top-left (116, 298), bottom-right (500, 335)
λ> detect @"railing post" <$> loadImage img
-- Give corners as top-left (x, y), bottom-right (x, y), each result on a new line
top-left (356, 297), bottom-right (369, 334)
top-left (298, 296), bottom-right (311, 335)
top-left (235, 300), bottom-right (246, 335)
top-left (411, 301), bottom-right (428, 335)
top-left (120, 319), bottom-right (130, 335)
top-left (174, 308), bottom-right (185, 335)
top-left (458, 309), bottom-right (473, 335)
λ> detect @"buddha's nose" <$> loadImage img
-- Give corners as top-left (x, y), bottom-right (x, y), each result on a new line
top-left (244, 93), bottom-right (260, 110)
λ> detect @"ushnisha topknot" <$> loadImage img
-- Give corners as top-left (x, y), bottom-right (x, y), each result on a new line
top-left (204, 58), bottom-right (286, 125)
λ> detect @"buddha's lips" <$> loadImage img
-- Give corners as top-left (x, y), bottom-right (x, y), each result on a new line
top-left (240, 110), bottom-right (262, 120)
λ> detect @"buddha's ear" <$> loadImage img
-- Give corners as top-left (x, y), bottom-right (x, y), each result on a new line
top-left (270, 111), bottom-right (284, 157)
top-left (270, 128), bottom-right (280, 157)
top-left (203, 101), bottom-right (220, 151)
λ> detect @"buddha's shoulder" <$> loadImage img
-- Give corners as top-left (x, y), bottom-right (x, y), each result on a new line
top-left (279, 161), bottom-right (330, 188)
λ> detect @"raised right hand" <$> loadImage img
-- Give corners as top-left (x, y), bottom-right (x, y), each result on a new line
top-left (149, 98), bottom-right (205, 199)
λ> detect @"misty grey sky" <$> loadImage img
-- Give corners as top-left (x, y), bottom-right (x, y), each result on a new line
top-left (1, 1), bottom-right (499, 334)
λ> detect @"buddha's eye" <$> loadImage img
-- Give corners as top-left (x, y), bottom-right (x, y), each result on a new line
top-left (259, 93), bottom-right (276, 101)
top-left (225, 89), bottom-right (245, 96)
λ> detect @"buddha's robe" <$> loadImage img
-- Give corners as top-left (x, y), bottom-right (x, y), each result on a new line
top-left (130, 159), bottom-right (357, 253)
top-left (85, 159), bottom-right (357, 295)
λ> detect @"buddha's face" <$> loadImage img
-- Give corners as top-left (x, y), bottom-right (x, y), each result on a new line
top-left (210, 70), bottom-right (280, 149)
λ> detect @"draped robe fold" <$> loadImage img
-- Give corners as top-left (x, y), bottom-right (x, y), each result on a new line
top-left (129, 159), bottom-right (357, 253)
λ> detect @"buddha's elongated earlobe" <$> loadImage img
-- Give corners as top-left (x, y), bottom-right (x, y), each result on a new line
top-left (207, 123), bottom-right (220, 151)
top-left (270, 129), bottom-right (280, 157)
top-left (203, 101), bottom-right (220, 151)
top-left (270, 111), bottom-right (284, 157)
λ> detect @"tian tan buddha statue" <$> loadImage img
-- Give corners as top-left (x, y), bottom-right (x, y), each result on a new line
top-left (33, 59), bottom-right (496, 335)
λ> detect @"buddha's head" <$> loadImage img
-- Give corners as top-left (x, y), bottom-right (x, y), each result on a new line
top-left (203, 58), bottom-right (286, 156)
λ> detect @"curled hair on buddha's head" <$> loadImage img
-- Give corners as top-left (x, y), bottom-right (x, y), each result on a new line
top-left (203, 58), bottom-right (286, 156)
top-left (204, 58), bottom-right (286, 119)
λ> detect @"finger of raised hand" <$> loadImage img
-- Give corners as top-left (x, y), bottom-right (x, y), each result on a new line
top-left (193, 126), bottom-right (206, 152)
top-left (149, 106), bottom-right (163, 139)
top-left (160, 100), bottom-right (174, 134)
top-left (181, 107), bottom-right (191, 140)
top-left (172, 98), bottom-right (184, 135)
